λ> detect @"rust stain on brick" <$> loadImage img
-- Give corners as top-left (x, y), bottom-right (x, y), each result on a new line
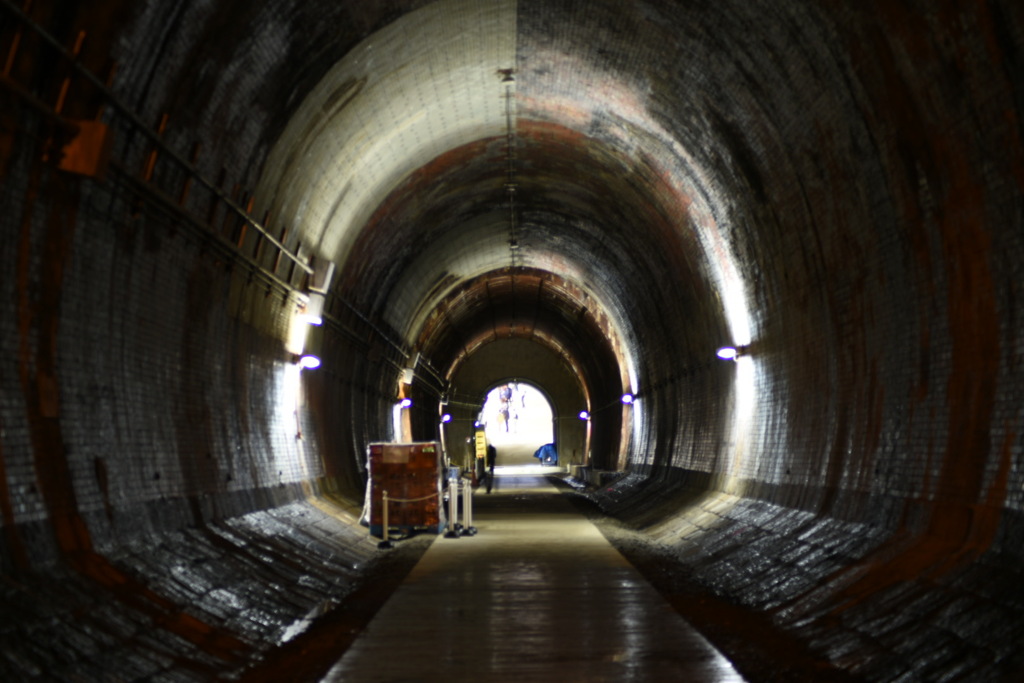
top-left (518, 117), bottom-right (587, 145)
top-left (814, 3), bottom-right (1005, 611)
top-left (928, 425), bottom-right (1018, 576)
top-left (825, 416), bottom-right (1010, 612)
top-left (12, 165), bottom-right (247, 659)
top-left (68, 550), bottom-right (248, 663)
top-left (17, 170), bottom-right (89, 556)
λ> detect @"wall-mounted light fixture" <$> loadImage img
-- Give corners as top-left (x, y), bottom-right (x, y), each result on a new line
top-left (621, 393), bottom-right (635, 404)
top-left (399, 398), bottom-right (413, 409)
top-left (297, 355), bottom-right (321, 369)
top-left (298, 292), bottom-right (325, 326)
top-left (578, 410), bottom-right (590, 421)
top-left (305, 258), bottom-right (335, 325)
top-left (717, 346), bottom-right (747, 361)
top-left (440, 413), bottom-right (452, 424)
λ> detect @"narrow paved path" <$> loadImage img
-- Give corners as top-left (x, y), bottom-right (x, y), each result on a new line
top-left (323, 474), bottom-right (745, 682)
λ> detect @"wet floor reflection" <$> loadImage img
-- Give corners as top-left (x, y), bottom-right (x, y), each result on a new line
top-left (323, 475), bottom-right (745, 682)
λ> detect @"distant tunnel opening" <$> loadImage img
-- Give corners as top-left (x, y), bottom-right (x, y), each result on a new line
top-left (479, 382), bottom-right (555, 466)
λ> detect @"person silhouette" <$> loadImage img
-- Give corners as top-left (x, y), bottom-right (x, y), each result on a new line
top-left (486, 444), bottom-right (497, 493)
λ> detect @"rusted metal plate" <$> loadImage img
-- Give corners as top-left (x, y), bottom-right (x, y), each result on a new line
top-left (367, 442), bottom-right (443, 535)
top-left (57, 120), bottom-right (112, 178)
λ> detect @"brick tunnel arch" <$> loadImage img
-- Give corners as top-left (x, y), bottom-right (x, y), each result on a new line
top-left (442, 337), bottom-right (592, 472)
top-left (2, 0), bottom-right (1024, 679)
top-left (408, 268), bottom-right (629, 472)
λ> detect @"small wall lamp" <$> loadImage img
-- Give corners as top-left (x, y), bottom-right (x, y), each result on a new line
top-left (621, 393), bottom-right (635, 404)
top-left (399, 398), bottom-right (413, 409)
top-left (299, 292), bottom-right (325, 326)
top-left (441, 413), bottom-right (452, 423)
top-left (297, 355), bottom-right (321, 369)
top-left (716, 345), bottom-right (749, 361)
top-left (578, 410), bottom-right (590, 421)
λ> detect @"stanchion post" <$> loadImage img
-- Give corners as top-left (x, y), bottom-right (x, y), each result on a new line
top-left (445, 480), bottom-right (461, 538)
top-left (378, 490), bottom-right (393, 549)
top-left (463, 479), bottom-right (477, 536)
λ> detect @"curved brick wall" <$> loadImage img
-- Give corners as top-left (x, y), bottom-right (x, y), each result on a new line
top-left (1, 0), bottom-right (1022, 679)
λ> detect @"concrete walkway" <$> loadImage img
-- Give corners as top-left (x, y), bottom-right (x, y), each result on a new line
top-left (323, 474), bottom-right (745, 682)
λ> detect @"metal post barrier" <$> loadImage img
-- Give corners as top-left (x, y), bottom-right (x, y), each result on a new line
top-left (462, 479), bottom-right (477, 536)
top-left (378, 490), bottom-right (393, 549)
top-left (445, 479), bottom-right (461, 538)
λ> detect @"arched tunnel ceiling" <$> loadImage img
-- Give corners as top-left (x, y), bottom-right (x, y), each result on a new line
top-left (5, 1), bottom-right (1024, 677)
top-left (255, 0), bottom-right (750, 388)
top-left (414, 268), bottom-right (621, 391)
top-left (257, 0), bottom-right (518, 265)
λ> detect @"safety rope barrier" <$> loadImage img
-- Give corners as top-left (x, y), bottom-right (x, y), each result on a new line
top-left (383, 491), bottom-right (440, 504)
top-left (378, 480), bottom-right (475, 549)
top-left (378, 489), bottom-right (443, 548)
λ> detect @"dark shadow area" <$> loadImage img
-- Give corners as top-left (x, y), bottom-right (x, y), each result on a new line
top-left (237, 532), bottom-right (434, 682)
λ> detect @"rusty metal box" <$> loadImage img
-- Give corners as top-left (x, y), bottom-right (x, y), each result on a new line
top-left (367, 442), bottom-right (443, 537)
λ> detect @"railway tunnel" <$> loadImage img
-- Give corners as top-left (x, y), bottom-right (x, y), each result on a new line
top-left (2, 0), bottom-right (1024, 679)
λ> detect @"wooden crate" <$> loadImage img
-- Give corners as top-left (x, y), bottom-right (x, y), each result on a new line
top-left (367, 442), bottom-right (443, 537)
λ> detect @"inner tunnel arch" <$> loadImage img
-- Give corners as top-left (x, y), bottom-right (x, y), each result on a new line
top-left (435, 336), bottom-right (595, 471)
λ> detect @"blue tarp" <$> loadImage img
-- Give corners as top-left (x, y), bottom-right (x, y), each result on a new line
top-left (533, 443), bottom-right (558, 465)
